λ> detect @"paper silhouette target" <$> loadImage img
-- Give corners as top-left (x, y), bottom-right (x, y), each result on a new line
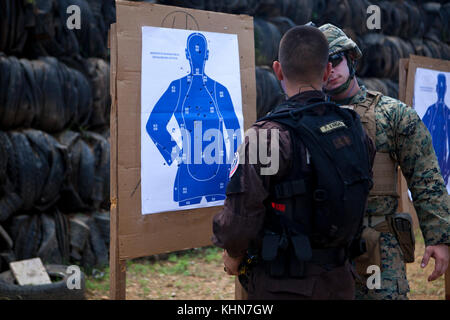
top-left (141, 27), bottom-right (244, 214)
top-left (414, 68), bottom-right (450, 193)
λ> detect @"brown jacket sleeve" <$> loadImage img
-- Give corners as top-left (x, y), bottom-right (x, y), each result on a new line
top-left (211, 121), bottom-right (292, 257)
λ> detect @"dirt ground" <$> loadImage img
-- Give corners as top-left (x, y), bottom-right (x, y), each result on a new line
top-left (85, 231), bottom-right (447, 300)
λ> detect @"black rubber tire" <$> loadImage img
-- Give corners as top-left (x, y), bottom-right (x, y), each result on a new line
top-left (73, 67), bottom-right (93, 128)
top-left (56, 131), bottom-right (87, 211)
top-left (93, 211), bottom-right (110, 248)
top-left (18, 59), bottom-right (38, 128)
top-left (37, 213), bottom-right (63, 264)
top-left (83, 131), bottom-right (110, 209)
top-left (255, 66), bottom-right (284, 119)
top-left (283, 0), bottom-right (314, 26)
top-left (2, 56), bottom-right (22, 130)
top-left (7, 215), bottom-right (28, 241)
top-left (78, 139), bottom-right (95, 206)
top-left (0, 1), bottom-right (11, 52)
top-left (0, 224), bottom-right (13, 251)
top-left (65, 0), bottom-right (107, 58)
top-left (69, 216), bottom-right (90, 262)
top-left (0, 55), bottom-right (11, 126)
top-left (0, 264), bottom-right (85, 300)
top-left (320, 0), bottom-right (350, 30)
top-left (53, 210), bottom-right (71, 264)
top-left (86, 58), bottom-right (110, 129)
top-left (349, 0), bottom-right (371, 36)
top-left (39, 57), bottom-right (68, 133)
top-left (24, 129), bottom-right (67, 211)
top-left (87, 217), bottom-right (108, 267)
top-left (254, 18), bottom-right (281, 67)
top-left (0, 192), bottom-right (22, 223)
top-left (13, 214), bottom-right (41, 261)
top-left (8, 132), bottom-right (41, 211)
top-left (267, 16), bottom-right (296, 37)
top-left (0, 132), bottom-right (8, 184)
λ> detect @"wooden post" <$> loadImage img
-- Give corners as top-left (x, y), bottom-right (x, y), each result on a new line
top-left (110, 257), bottom-right (127, 300)
top-left (110, 199), bottom-right (126, 299)
top-left (109, 21), bottom-right (126, 300)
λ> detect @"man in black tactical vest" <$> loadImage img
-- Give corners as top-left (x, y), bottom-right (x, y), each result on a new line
top-left (212, 25), bottom-right (375, 299)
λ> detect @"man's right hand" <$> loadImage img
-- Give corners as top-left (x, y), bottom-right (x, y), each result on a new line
top-left (421, 244), bottom-right (449, 281)
top-left (223, 250), bottom-right (243, 276)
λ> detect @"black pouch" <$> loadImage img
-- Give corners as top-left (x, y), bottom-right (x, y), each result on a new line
top-left (290, 233), bottom-right (312, 261)
top-left (262, 232), bottom-right (289, 277)
top-left (390, 213), bottom-right (415, 263)
top-left (261, 233), bottom-right (281, 261)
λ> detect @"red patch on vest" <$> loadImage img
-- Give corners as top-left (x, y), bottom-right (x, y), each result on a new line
top-left (271, 202), bottom-right (286, 212)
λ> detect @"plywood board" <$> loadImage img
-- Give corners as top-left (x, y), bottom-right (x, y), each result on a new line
top-left (112, 0), bottom-right (255, 261)
top-left (110, 1), bottom-right (256, 299)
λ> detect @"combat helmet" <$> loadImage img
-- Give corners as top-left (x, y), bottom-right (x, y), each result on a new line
top-left (319, 23), bottom-right (362, 60)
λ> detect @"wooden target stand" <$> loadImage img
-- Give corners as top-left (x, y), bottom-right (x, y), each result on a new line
top-left (109, 1), bottom-right (256, 300)
top-left (399, 55), bottom-right (450, 300)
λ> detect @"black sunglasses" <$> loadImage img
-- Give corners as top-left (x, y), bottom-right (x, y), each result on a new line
top-left (329, 52), bottom-right (345, 68)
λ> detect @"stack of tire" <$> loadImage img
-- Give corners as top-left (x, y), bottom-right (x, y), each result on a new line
top-left (154, 0), bottom-right (450, 115)
top-left (0, 0), bottom-right (115, 299)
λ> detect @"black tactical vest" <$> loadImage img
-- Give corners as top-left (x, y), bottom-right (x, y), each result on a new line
top-left (258, 100), bottom-right (372, 277)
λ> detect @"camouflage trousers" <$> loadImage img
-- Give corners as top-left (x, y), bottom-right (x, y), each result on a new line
top-left (355, 232), bottom-right (410, 300)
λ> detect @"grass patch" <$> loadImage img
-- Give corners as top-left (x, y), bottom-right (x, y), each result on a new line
top-left (85, 246), bottom-right (228, 299)
top-left (85, 266), bottom-right (110, 294)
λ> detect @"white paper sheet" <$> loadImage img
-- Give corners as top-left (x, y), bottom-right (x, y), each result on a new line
top-left (141, 26), bottom-right (244, 214)
top-left (413, 67), bottom-right (450, 193)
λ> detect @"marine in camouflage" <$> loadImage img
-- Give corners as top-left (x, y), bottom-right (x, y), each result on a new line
top-left (320, 23), bottom-right (450, 300)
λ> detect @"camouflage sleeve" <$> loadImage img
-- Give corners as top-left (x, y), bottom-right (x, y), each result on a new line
top-left (392, 100), bottom-right (450, 246)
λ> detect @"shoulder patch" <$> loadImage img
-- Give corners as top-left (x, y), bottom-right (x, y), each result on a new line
top-left (229, 152), bottom-right (239, 178)
top-left (319, 120), bottom-right (347, 133)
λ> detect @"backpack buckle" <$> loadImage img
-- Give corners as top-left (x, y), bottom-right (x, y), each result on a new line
top-left (289, 110), bottom-right (300, 121)
top-left (313, 189), bottom-right (328, 202)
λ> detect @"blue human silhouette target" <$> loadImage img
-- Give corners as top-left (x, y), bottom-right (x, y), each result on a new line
top-left (141, 27), bottom-right (244, 214)
top-left (414, 68), bottom-right (450, 193)
top-left (422, 74), bottom-right (449, 187)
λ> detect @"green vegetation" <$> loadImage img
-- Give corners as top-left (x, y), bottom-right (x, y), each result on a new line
top-left (85, 246), bottom-right (224, 299)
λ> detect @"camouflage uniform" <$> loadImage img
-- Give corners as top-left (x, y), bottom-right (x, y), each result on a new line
top-left (320, 24), bottom-right (450, 300)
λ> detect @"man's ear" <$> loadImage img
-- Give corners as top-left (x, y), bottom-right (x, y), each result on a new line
top-left (273, 61), bottom-right (284, 81)
top-left (206, 49), bottom-right (209, 60)
top-left (323, 62), bottom-right (332, 82)
top-left (185, 48), bottom-right (189, 60)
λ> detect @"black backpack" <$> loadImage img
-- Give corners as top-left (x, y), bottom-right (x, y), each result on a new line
top-left (256, 100), bottom-right (372, 277)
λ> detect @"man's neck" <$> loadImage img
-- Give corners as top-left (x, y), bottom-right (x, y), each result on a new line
top-left (285, 82), bottom-right (322, 98)
top-left (330, 77), bottom-right (360, 101)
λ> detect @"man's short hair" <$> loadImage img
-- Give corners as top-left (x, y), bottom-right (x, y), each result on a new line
top-left (278, 26), bottom-right (329, 83)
